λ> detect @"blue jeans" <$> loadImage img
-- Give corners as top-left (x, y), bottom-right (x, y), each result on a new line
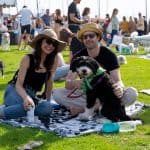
top-left (3, 84), bottom-right (52, 119)
top-left (111, 29), bottom-right (118, 44)
top-left (54, 64), bottom-right (70, 81)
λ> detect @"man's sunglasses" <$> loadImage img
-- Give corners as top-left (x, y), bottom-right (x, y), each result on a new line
top-left (45, 39), bottom-right (57, 48)
top-left (82, 33), bottom-right (96, 40)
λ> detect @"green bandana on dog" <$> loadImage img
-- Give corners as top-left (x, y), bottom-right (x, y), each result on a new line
top-left (82, 67), bottom-right (105, 94)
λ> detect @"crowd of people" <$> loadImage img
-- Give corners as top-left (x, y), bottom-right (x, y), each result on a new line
top-left (0, 2), bottom-right (150, 48)
top-left (0, 0), bottom-right (141, 121)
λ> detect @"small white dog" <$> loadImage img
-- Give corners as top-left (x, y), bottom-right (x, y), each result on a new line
top-left (1, 32), bottom-right (10, 51)
top-left (117, 55), bottom-right (127, 65)
top-left (129, 43), bottom-right (139, 54)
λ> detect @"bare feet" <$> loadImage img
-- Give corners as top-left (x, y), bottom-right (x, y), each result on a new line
top-left (69, 106), bottom-right (84, 116)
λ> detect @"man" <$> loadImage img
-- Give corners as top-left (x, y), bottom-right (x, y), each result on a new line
top-left (68, 0), bottom-right (88, 59)
top-left (53, 23), bottom-right (138, 116)
top-left (14, 5), bottom-right (35, 50)
top-left (143, 16), bottom-right (147, 35)
top-left (137, 13), bottom-right (144, 36)
top-left (41, 9), bottom-right (51, 27)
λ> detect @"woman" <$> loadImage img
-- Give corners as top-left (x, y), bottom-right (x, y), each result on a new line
top-left (0, 29), bottom-right (66, 119)
top-left (34, 17), bottom-right (45, 37)
top-left (110, 8), bottom-right (119, 42)
top-left (82, 7), bottom-right (91, 22)
top-left (54, 53), bottom-right (70, 81)
top-left (53, 9), bottom-right (64, 39)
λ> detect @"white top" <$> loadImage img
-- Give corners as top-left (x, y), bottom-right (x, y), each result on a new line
top-left (57, 53), bottom-right (66, 67)
top-left (19, 7), bottom-right (33, 26)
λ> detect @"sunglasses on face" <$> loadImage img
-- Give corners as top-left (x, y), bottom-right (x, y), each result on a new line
top-left (82, 33), bottom-right (96, 40)
top-left (45, 39), bottom-right (57, 48)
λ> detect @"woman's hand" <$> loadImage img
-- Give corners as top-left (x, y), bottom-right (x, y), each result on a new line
top-left (112, 82), bottom-right (124, 98)
top-left (24, 96), bottom-right (35, 110)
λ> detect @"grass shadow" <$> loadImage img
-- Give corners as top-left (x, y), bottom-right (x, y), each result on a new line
top-left (0, 124), bottom-right (61, 149)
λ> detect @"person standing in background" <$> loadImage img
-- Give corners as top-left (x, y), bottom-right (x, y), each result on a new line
top-left (41, 9), bottom-right (51, 27)
top-left (14, 5), bottom-right (35, 50)
top-left (68, 0), bottom-right (88, 61)
top-left (110, 8), bottom-right (119, 42)
top-left (143, 16), bottom-right (147, 35)
top-left (128, 16), bottom-right (136, 35)
top-left (119, 16), bottom-right (129, 36)
top-left (137, 12), bottom-right (144, 36)
top-left (82, 7), bottom-right (91, 22)
top-left (103, 13), bottom-right (111, 45)
top-left (53, 9), bottom-right (64, 39)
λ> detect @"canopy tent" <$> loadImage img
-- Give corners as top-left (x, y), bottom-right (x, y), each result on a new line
top-left (0, 0), bottom-right (16, 7)
top-left (1, 0), bottom-right (150, 21)
top-left (0, 0), bottom-right (17, 17)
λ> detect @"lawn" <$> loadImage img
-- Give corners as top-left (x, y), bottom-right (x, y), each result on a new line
top-left (0, 46), bottom-right (150, 150)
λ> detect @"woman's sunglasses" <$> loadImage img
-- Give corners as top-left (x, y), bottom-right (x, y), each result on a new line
top-left (45, 39), bottom-right (57, 48)
top-left (82, 33), bottom-right (96, 40)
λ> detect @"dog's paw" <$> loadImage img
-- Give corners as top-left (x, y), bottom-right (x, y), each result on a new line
top-left (78, 112), bottom-right (92, 121)
top-left (78, 108), bottom-right (94, 121)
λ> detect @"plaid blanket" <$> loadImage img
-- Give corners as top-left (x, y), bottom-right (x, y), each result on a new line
top-left (0, 102), bottom-right (145, 137)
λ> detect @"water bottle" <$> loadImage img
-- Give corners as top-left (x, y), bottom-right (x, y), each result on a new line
top-left (118, 120), bottom-right (142, 132)
top-left (100, 123), bottom-right (120, 133)
top-left (27, 106), bottom-right (35, 123)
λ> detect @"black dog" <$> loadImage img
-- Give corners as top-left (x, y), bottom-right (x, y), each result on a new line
top-left (0, 60), bottom-right (4, 77)
top-left (71, 56), bottom-right (131, 122)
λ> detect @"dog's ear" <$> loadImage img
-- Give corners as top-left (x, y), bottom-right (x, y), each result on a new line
top-left (70, 57), bottom-right (80, 72)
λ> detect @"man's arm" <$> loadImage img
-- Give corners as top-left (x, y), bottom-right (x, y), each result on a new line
top-left (65, 70), bottom-right (82, 90)
top-left (69, 13), bottom-right (88, 24)
top-left (13, 12), bottom-right (20, 19)
top-left (109, 68), bottom-right (124, 98)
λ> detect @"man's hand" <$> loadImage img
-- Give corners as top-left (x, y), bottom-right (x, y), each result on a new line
top-left (112, 82), bottom-right (124, 98)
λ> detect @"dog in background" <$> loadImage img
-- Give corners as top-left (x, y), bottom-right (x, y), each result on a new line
top-left (59, 27), bottom-right (74, 45)
top-left (117, 55), bottom-right (127, 65)
top-left (0, 60), bottom-right (4, 78)
top-left (71, 56), bottom-right (131, 121)
top-left (1, 32), bottom-right (10, 51)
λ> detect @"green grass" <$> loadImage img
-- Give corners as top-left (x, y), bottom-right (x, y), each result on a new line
top-left (0, 46), bottom-right (150, 150)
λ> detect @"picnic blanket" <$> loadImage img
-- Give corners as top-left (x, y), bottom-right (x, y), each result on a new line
top-left (0, 101), bottom-right (146, 137)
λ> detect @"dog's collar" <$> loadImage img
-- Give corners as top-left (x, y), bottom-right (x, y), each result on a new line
top-left (82, 67), bottom-right (105, 93)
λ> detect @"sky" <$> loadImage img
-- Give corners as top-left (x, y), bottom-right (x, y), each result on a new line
top-left (3, 0), bottom-right (150, 21)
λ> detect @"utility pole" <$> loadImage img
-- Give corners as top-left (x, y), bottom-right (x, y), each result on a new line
top-left (145, 0), bottom-right (147, 21)
top-left (97, 0), bottom-right (100, 17)
top-left (36, 0), bottom-right (39, 17)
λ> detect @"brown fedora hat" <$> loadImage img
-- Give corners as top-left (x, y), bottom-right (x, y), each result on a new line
top-left (29, 29), bottom-right (66, 52)
top-left (77, 22), bottom-right (103, 41)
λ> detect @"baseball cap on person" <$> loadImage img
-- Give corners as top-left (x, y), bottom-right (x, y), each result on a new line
top-left (29, 29), bottom-right (66, 52)
top-left (77, 22), bottom-right (103, 41)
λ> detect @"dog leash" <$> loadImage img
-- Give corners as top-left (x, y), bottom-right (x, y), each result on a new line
top-left (67, 88), bottom-right (83, 98)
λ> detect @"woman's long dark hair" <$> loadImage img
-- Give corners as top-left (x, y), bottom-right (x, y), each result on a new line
top-left (33, 38), bottom-right (58, 72)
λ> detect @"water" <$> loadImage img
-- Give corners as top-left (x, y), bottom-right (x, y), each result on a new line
top-left (118, 120), bottom-right (142, 132)
top-left (26, 106), bottom-right (35, 123)
top-left (100, 120), bottom-right (142, 133)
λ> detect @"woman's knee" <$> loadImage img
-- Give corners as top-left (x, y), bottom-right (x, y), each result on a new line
top-left (121, 87), bottom-right (138, 106)
top-left (53, 88), bottom-right (66, 100)
top-left (4, 84), bottom-right (23, 106)
top-left (35, 101), bottom-right (52, 116)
